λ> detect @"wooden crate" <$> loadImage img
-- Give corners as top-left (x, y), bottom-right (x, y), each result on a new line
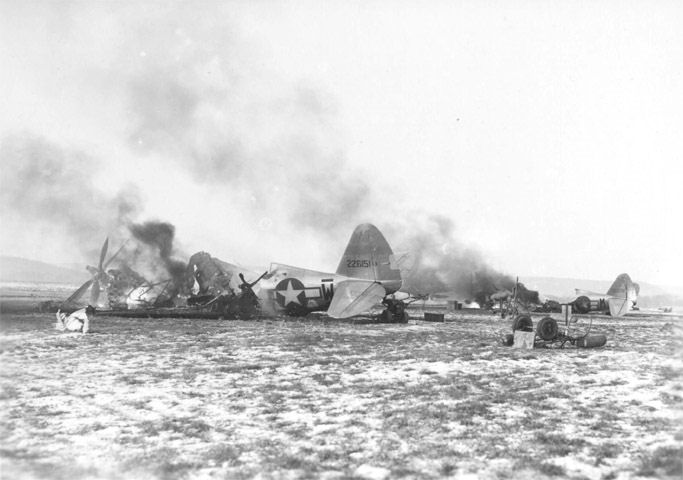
top-left (423, 312), bottom-right (445, 322)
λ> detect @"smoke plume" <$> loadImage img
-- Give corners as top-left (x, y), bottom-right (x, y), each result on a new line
top-left (0, 135), bottom-right (187, 287)
top-left (126, 221), bottom-right (187, 287)
top-left (0, 134), bottom-right (142, 259)
top-left (0, 7), bottom-right (515, 300)
top-left (118, 14), bottom-right (371, 237)
top-left (391, 215), bottom-right (514, 300)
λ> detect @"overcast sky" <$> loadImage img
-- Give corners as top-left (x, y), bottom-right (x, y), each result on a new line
top-left (1, 1), bottom-right (681, 287)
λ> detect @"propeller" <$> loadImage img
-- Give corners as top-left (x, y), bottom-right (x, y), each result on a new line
top-left (98, 237), bottom-right (109, 271)
top-left (63, 237), bottom-right (126, 308)
top-left (89, 238), bottom-right (109, 305)
top-left (90, 278), bottom-right (101, 305)
top-left (104, 240), bottom-right (128, 269)
top-left (63, 279), bottom-right (94, 306)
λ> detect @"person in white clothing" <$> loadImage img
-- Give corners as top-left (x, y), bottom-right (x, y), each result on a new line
top-left (55, 305), bottom-right (95, 333)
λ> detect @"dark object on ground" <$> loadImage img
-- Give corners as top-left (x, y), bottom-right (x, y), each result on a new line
top-left (507, 313), bottom-right (606, 349)
top-left (187, 294), bottom-right (216, 306)
top-left (535, 300), bottom-right (562, 313)
top-left (536, 316), bottom-right (559, 340)
top-left (238, 272), bottom-right (267, 319)
top-left (512, 314), bottom-right (533, 332)
top-left (576, 334), bottom-right (607, 348)
top-left (381, 297), bottom-right (409, 323)
top-left (424, 312), bottom-right (444, 322)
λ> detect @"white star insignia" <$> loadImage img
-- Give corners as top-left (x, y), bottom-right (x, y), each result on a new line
top-left (278, 281), bottom-right (304, 306)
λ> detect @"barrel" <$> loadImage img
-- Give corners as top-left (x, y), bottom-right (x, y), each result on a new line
top-left (576, 334), bottom-right (607, 348)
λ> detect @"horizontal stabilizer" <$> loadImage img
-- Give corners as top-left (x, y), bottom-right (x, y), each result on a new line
top-left (327, 280), bottom-right (386, 319)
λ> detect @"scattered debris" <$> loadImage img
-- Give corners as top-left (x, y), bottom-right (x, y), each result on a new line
top-left (505, 305), bottom-right (608, 349)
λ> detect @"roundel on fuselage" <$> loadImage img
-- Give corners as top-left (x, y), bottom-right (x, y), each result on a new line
top-left (275, 278), bottom-right (306, 307)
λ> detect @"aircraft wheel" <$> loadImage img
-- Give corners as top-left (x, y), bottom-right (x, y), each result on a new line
top-left (503, 334), bottom-right (514, 346)
top-left (512, 314), bottom-right (533, 332)
top-left (397, 311), bottom-right (409, 323)
top-left (574, 296), bottom-right (591, 314)
top-left (536, 316), bottom-right (559, 340)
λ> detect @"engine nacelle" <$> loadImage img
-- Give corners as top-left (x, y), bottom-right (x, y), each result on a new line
top-left (572, 296), bottom-right (609, 314)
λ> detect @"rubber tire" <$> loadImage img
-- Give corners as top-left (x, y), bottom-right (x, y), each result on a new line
top-left (512, 314), bottom-right (533, 332)
top-left (536, 316), bottom-right (559, 340)
top-left (573, 295), bottom-right (591, 314)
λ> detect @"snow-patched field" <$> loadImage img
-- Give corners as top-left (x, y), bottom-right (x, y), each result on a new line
top-left (1, 312), bottom-right (681, 480)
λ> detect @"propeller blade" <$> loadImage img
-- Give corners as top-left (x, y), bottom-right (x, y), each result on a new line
top-left (64, 279), bottom-right (93, 305)
top-left (104, 240), bottom-right (128, 269)
top-left (98, 237), bottom-right (109, 271)
top-left (90, 280), bottom-right (101, 305)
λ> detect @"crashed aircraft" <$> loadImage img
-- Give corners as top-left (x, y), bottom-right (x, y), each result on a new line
top-left (60, 224), bottom-right (409, 322)
top-left (572, 273), bottom-right (639, 317)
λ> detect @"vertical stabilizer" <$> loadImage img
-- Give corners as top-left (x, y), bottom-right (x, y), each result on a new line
top-left (606, 273), bottom-right (638, 315)
top-left (336, 224), bottom-right (402, 292)
top-left (606, 273), bottom-right (638, 300)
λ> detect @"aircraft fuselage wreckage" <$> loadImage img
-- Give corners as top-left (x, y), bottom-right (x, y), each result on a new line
top-left (571, 273), bottom-right (639, 317)
top-left (61, 224), bottom-right (407, 321)
top-left (259, 223), bottom-right (404, 320)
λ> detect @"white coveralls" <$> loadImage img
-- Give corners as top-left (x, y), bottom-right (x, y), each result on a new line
top-left (55, 308), bottom-right (90, 333)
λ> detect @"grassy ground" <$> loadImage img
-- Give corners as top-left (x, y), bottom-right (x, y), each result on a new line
top-left (1, 311), bottom-right (681, 479)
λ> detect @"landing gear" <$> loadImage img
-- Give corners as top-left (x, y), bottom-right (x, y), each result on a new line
top-left (380, 298), bottom-right (409, 323)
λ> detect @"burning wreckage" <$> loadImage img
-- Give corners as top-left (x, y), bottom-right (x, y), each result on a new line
top-left (57, 223), bottom-right (409, 321)
top-left (56, 239), bottom-right (267, 319)
top-left (52, 221), bottom-right (638, 339)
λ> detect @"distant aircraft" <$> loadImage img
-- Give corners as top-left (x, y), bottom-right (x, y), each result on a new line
top-left (257, 223), bottom-right (405, 321)
top-left (572, 273), bottom-right (640, 317)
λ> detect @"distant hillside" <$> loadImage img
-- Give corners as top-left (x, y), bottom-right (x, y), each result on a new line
top-left (520, 275), bottom-right (683, 300)
top-left (0, 256), bottom-right (89, 285)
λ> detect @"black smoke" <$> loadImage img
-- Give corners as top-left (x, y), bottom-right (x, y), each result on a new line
top-left (128, 221), bottom-right (186, 285)
top-left (391, 216), bottom-right (515, 300)
top-left (0, 134), bottom-right (190, 289)
top-left (1, 11), bottom-right (514, 297)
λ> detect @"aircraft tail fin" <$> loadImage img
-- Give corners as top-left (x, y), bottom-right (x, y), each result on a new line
top-left (336, 224), bottom-right (402, 292)
top-left (606, 273), bottom-right (638, 300)
top-left (608, 297), bottom-right (631, 317)
top-left (606, 273), bottom-right (638, 314)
